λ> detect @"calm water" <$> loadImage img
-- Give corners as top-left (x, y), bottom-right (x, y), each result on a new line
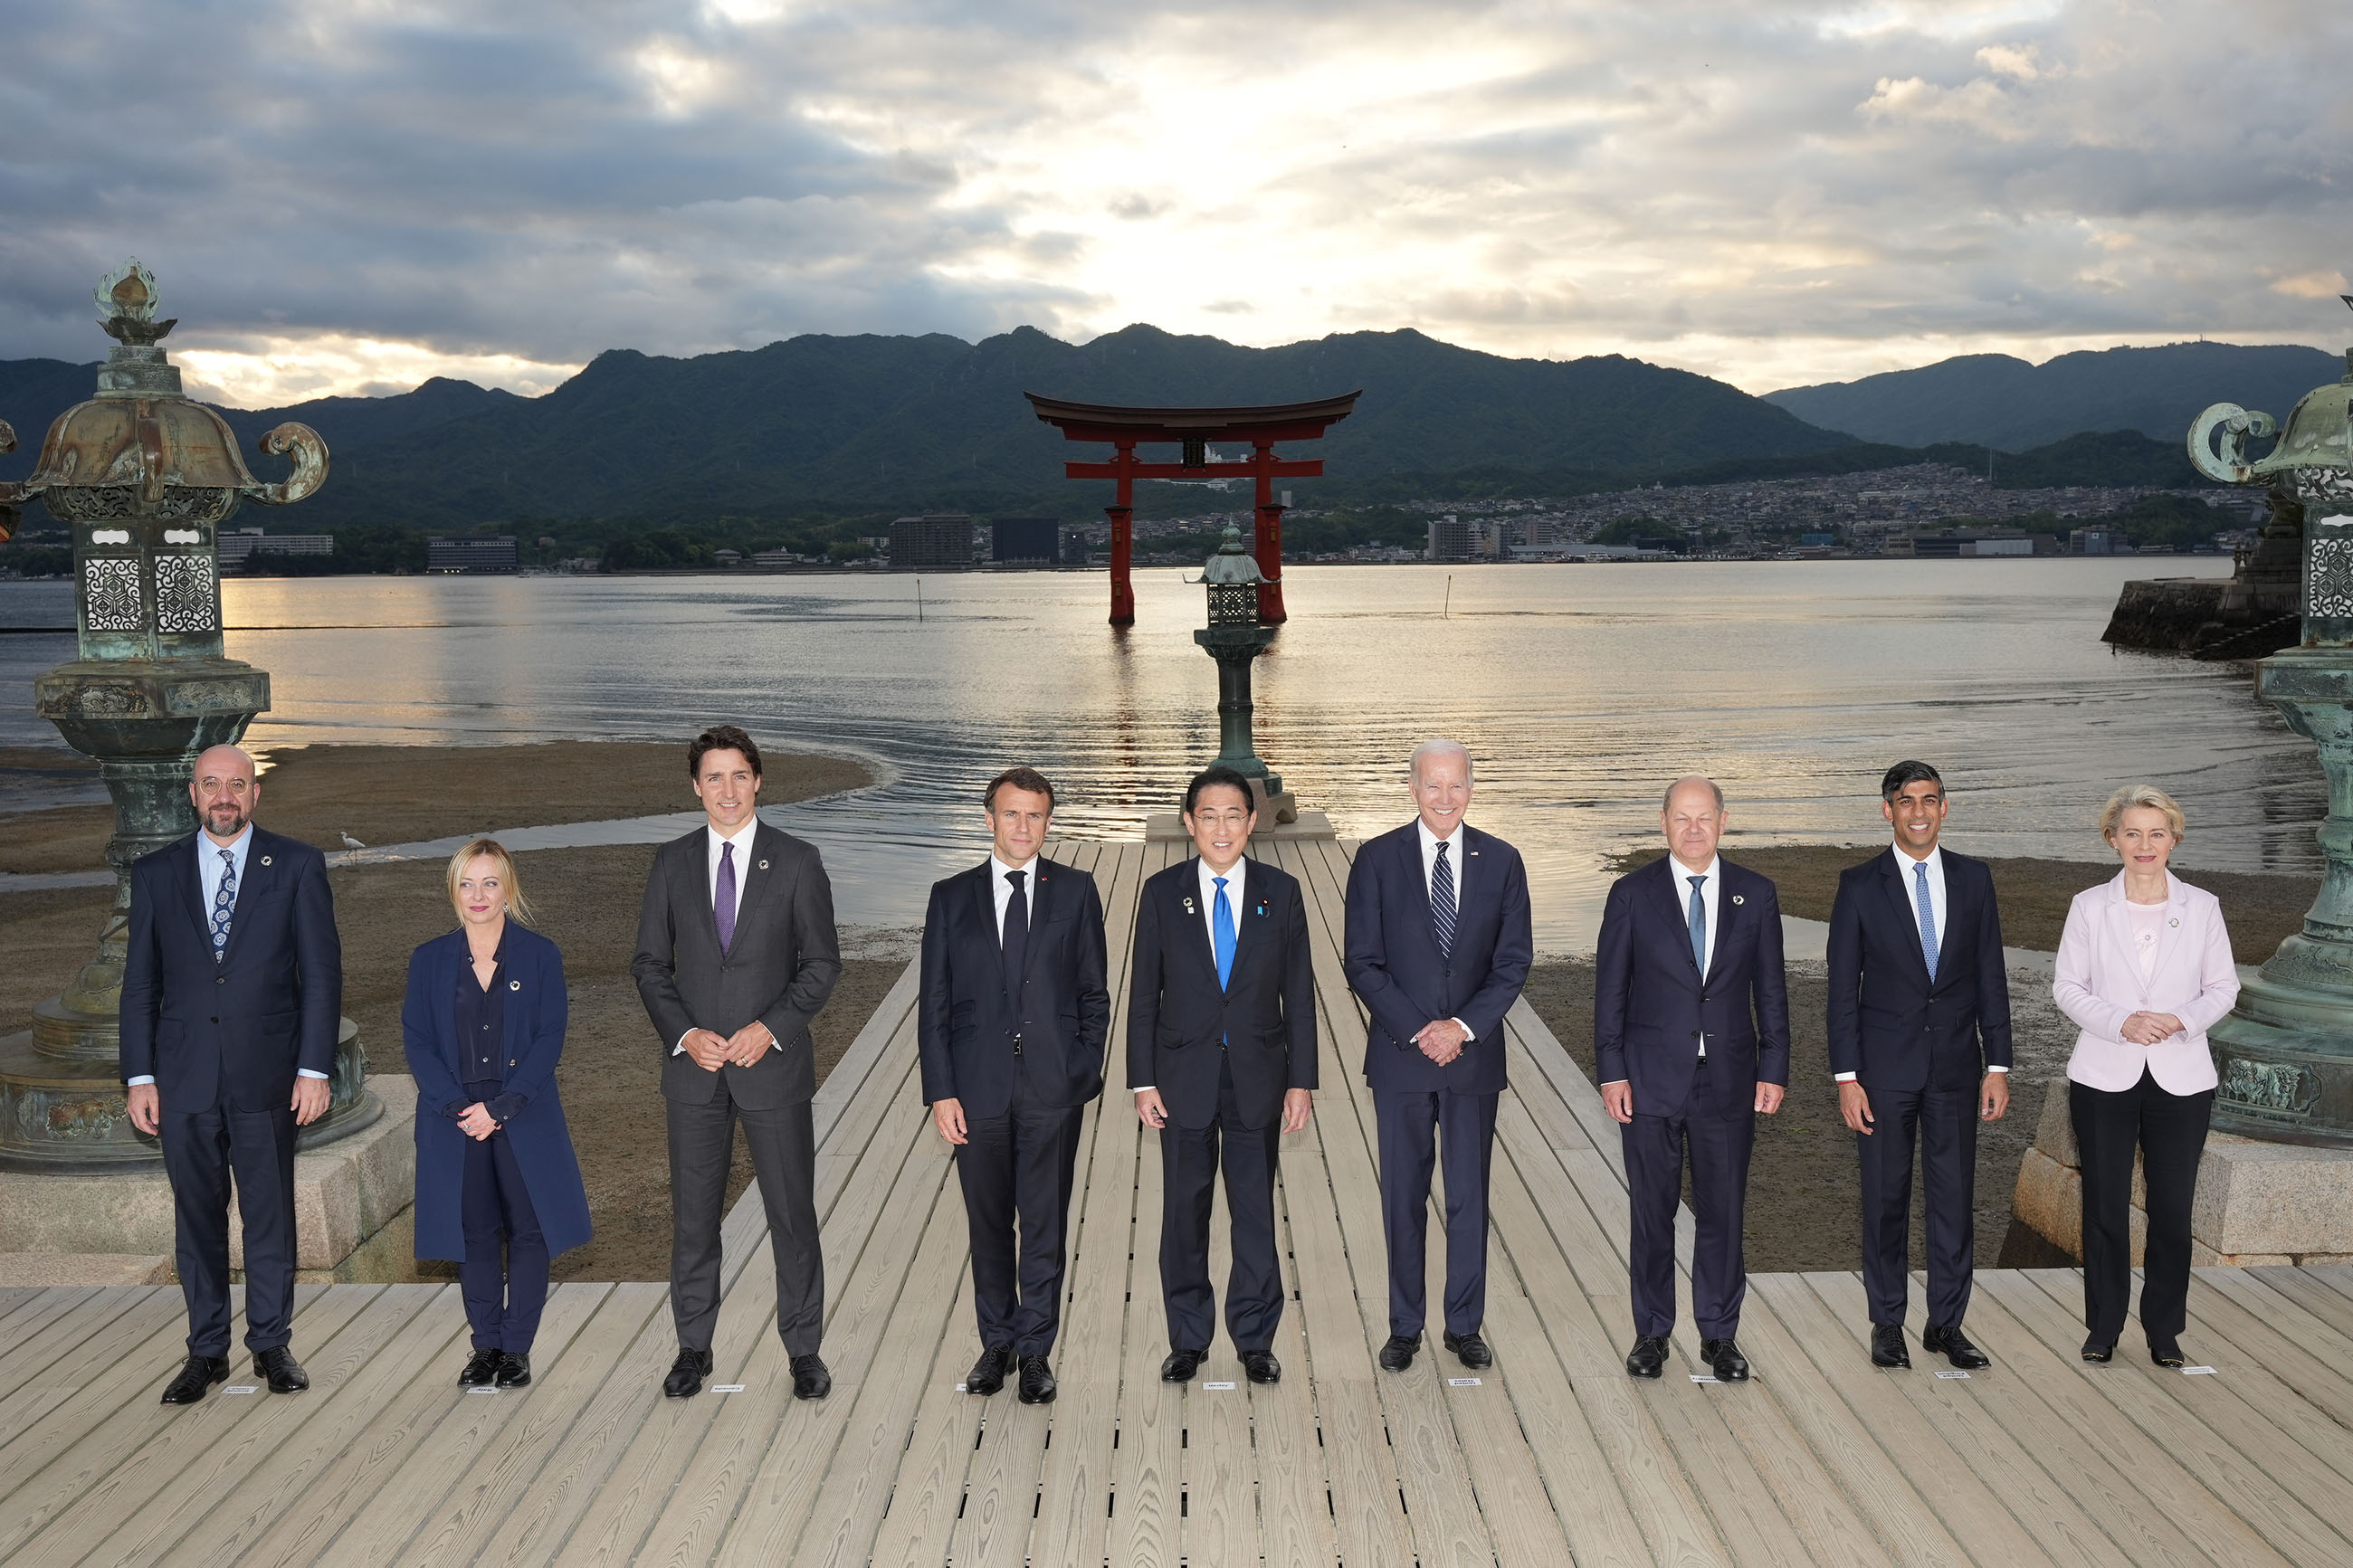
top-left (0, 560), bottom-right (2317, 948)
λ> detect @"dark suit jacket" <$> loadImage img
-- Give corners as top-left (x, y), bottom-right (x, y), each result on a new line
top-left (918, 856), bottom-right (1110, 1119)
top-left (1342, 822), bottom-right (1532, 1096)
top-left (119, 825), bottom-right (342, 1113)
top-left (1826, 847), bottom-right (2013, 1091)
top-left (403, 924), bottom-right (593, 1259)
top-left (1594, 856), bottom-right (1790, 1117)
top-left (1125, 857), bottom-right (1318, 1131)
top-left (631, 822), bottom-right (843, 1109)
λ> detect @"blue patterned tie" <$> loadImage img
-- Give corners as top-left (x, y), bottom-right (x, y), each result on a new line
top-left (210, 848), bottom-right (236, 962)
top-left (1213, 875), bottom-right (1236, 990)
top-left (1687, 874), bottom-right (1707, 974)
top-left (1914, 860), bottom-right (1939, 982)
top-left (1431, 841), bottom-right (1456, 959)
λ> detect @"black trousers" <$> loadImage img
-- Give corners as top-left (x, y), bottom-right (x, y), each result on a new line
top-left (956, 1067), bottom-right (1085, 1357)
top-left (460, 1079), bottom-right (548, 1354)
top-left (1376, 1088), bottom-right (1499, 1339)
top-left (1624, 1071), bottom-right (1755, 1340)
top-left (1159, 1060), bottom-right (1285, 1354)
top-left (667, 1085), bottom-right (824, 1358)
top-left (2072, 1070), bottom-right (2214, 1345)
top-left (1858, 1082), bottom-right (1978, 1328)
top-left (160, 1098), bottom-right (299, 1357)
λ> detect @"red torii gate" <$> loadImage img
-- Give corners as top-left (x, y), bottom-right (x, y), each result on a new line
top-left (1024, 392), bottom-right (1360, 625)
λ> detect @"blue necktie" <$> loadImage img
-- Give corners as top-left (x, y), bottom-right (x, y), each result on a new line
top-left (1431, 841), bottom-right (1456, 959)
top-left (1213, 876), bottom-right (1236, 990)
top-left (210, 848), bottom-right (237, 962)
top-left (1686, 874), bottom-right (1707, 974)
top-left (1914, 860), bottom-right (1939, 982)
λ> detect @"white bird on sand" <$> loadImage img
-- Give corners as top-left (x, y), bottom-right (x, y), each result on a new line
top-left (339, 832), bottom-right (366, 850)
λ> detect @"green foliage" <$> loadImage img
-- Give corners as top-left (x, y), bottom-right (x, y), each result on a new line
top-left (0, 543), bottom-right (71, 576)
top-left (1586, 516), bottom-right (1663, 546)
top-left (601, 529), bottom-right (719, 570)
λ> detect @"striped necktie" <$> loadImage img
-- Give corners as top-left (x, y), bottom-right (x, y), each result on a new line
top-left (1431, 841), bottom-right (1456, 959)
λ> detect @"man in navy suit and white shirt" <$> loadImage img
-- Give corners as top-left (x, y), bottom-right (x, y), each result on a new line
top-left (1343, 740), bottom-right (1532, 1373)
top-left (1827, 761), bottom-right (2010, 1372)
top-left (121, 744), bottom-right (341, 1404)
top-left (1595, 777), bottom-right (1788, 1383)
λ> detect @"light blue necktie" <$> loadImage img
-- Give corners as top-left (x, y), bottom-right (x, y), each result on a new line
top-left (210, 848), bottom-right (237, 962)
top-left (1914, 860), bottom-right (1939, 982)
top-left (1686, 874), bottom-right (1707, 974)
top-left (1213, 875), bottom-right (1236, 990)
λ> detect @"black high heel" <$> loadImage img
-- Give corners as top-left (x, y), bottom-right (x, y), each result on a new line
top-left (2149, 1339), bottom-right (2186, 1368)
top-left (2081, 1337), bottom-right (2115, 1364)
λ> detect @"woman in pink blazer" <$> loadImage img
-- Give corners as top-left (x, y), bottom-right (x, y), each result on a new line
top-left (2052, 784), bottom-right (2238, 1367)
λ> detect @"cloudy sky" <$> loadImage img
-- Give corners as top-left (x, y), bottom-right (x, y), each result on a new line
top-left (1, 0), bottom-right (2345, 407)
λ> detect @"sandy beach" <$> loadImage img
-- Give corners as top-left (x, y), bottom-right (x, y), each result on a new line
top-left (0, 741), bottom-right (904, 1281)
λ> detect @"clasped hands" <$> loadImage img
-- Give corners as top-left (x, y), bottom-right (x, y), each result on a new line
top-left (125, 1076), bottom-right (329, 1136)
top-left (681, 1021), bottom-right (775, 1071)
top-left (1414, 1017), bottom-right (1469, 1066)
top-left (2120, 1011), bottom-right (2185, 1047)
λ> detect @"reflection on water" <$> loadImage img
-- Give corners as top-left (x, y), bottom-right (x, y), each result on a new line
top-left (0, 560), bottom-right (2316, 950)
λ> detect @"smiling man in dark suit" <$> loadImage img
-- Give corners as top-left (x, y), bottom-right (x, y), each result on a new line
top-left (1828, 760), bottom-right (2011, 1372)
top-left (634, 725), bottom-right (843, 1402)
top-left (1129, 765), bottom-right (1316, 1385)
top-left (1344, 740), bottom-right (1532, 1373)
top-left (121, 743), bottom-right (342, 1405)
top-left (1595, 776), bottom-right (1788, 1383)
top-left (919, 766), bottom-right (1110, 1405)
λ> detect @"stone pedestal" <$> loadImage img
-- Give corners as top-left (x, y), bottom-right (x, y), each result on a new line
top-left (2009, 1076), bottom-right (2353, 1266)
top-left (0, 1073), bottom-right (415, 1284)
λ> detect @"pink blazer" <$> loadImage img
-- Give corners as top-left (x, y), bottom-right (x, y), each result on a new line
top-left (2052, 870), bottom-right (2237, 1095)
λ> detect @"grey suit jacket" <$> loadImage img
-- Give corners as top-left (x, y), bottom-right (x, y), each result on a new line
top-left (631, 822), bottom-right (843, 1108)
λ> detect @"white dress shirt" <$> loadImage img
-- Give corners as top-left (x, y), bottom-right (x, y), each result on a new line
top-left (673, 818), bottom-right (764, 1054)
top-left (990, 851), bottom-right (1040, 939)
top-left (1414, 817), bottom-right (1475, 1042)
top-left (1834, 841), bottom-right (2004, 1082)
top-left (130, 826), bottom-right (324, 1087)
top-left (1668, 854), bottom-right (1720, 1057)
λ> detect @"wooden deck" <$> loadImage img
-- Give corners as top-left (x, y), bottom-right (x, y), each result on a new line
top-left (5, 836), bottom-right (2353, 1565)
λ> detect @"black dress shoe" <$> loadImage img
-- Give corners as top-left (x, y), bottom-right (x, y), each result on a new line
top-left (1015, 1354), bottom-right (1055, 1404)
top-left (792, 1353), bottom-right (833, 1401)
top-left (1241, 1349), bottom-right (1281, 1384)
top-left (1701, 1337), bottom-right (1750, 1382)
top-left (458, 1348), bottom-right (501, 1387)
top-left (1870, 1324), bottom-right (1911, 1369)
top-left (1922, 1324), bottom-right (1990, 1370)
top-left (1624, 1335), bottom-right (1668, 1378)
top-left (1161, 1347), bottom-right (1206, 1383)
top-left (1378, 1334), bottom-right (1419, 1373)
top-left (2081, 1337), bottom-right (2116, 1364)
top-left (2148, 1337), bottom-right (2187, 1369)
top-left (160, 1354), bottom-right (230, 1405)
top-left (1443, 1330), bottom-right (1493, 1370)
top-left (967, 1345), bottom-right (1015, 1396)
top-left (253, 1346), bottom-right (310, 1393)
top-left (663, 1347), bottom-right (713, 1399)
top-left (494, 1351), bottom-right (532, 1388)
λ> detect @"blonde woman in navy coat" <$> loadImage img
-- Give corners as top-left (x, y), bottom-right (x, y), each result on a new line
top-left (404, 839), bottom-right (592, 1388)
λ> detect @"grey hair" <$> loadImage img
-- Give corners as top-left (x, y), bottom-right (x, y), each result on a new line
top-left (1662, 775), bottom-right (1725, 812)
top-left (2101, 784), bottom-right (2185, 841)
top-left (1409, 739), bottom-right (1473, 782)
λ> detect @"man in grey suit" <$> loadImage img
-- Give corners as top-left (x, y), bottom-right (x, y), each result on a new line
top-left (634, 726), bottom-right (843, 1401)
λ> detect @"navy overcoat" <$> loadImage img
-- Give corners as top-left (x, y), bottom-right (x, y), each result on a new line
top-left (402, 924), bottom-right (593, 1261)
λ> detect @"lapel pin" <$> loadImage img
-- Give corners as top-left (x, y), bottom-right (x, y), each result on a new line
top-left (509, 978), bottom-right (521, 991)
top-left (259, 855), bottom-right (272, 867)
top-left (1183, 897), bottom-right (1196, 914)
top-left (1731, 894), bottom-right (1744, 906)
top-left (2168, 917), bottom-right (2180, 927)
top-left (758, 859), bottom-right (769, 870)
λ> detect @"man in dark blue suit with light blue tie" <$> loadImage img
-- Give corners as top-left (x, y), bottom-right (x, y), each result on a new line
top-left (1596, 776), bottom-right (1787, 1383)
top-left (1344, 740), bottom-right (1531, 1373)
top-left (1828, 761), bottom-right (2011, 1372)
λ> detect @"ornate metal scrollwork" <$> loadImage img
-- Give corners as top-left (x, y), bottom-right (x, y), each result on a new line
top-left (2188, 402), bottom-right (2280, 484)
top-left (242, 423), bottom-right (329, 507)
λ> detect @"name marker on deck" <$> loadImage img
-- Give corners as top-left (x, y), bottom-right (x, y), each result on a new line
top-left (1935, 1370), bottom-right (1972, 1380)
top-left (1202, 1380), bottom-right (1238, 1390)
top-left (2181, 1366), bottom-right (2218, 1376)
top-left (712, 1383), bottom-right (748, 1393)
top-left (1447, 1376), bottom-right (1482, 1387)
top-left (1689, 1374), bottom-right (1720, 1384)
top-left (467, 1386), bottom-right (500, 1394)
top-left (224, 1385), bottom-right (258, 1395)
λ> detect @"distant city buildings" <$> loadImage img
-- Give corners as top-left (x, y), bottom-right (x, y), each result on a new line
top-left (216, 527), bottom-right (333, 566)
top-left (2071, 527), bottom-right (2130, 555)
top-left (1427, 514), bottom-right (1477, 561)
top-left (889, 513), bottom-right (976, 570)
top-left (427, 536), bottom-right (519, 574)
top-left (1883, 527), bottom-right (2055, 558)
top-left (990, 516), bottom-right (1062, 564)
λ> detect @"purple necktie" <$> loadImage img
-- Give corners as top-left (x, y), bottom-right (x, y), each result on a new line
top-left (715, 841), bottom-right (738, 954)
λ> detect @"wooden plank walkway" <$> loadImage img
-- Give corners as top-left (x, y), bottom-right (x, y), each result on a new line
top-left (3, 835), bottom-right (2351, 1565)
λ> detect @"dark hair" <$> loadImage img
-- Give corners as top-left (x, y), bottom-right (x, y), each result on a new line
top-left (984, 765), bottom-right (1056, 812)
top-left (1881, 760), bottom-right (1943, 802)
top-left (1183, 765), bottom-right (1256, 817)
top-left (689, 725), bottom-right (763, 780)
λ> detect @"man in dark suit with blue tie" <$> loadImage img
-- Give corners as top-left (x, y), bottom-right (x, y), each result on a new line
top-left (1595, 776), bottom-right (1788, 1383)
top-left (1828, 761), bottom-right (2011, 1371)
top-left (1344, 740), bottom-right (1532, 1373)
top-left (121, 744), bottom-right (342, 1404)
top-left (919, 766), bottom-right (1110, 1405)
top-left (1129, 766), bottom-right (1317, 1385)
